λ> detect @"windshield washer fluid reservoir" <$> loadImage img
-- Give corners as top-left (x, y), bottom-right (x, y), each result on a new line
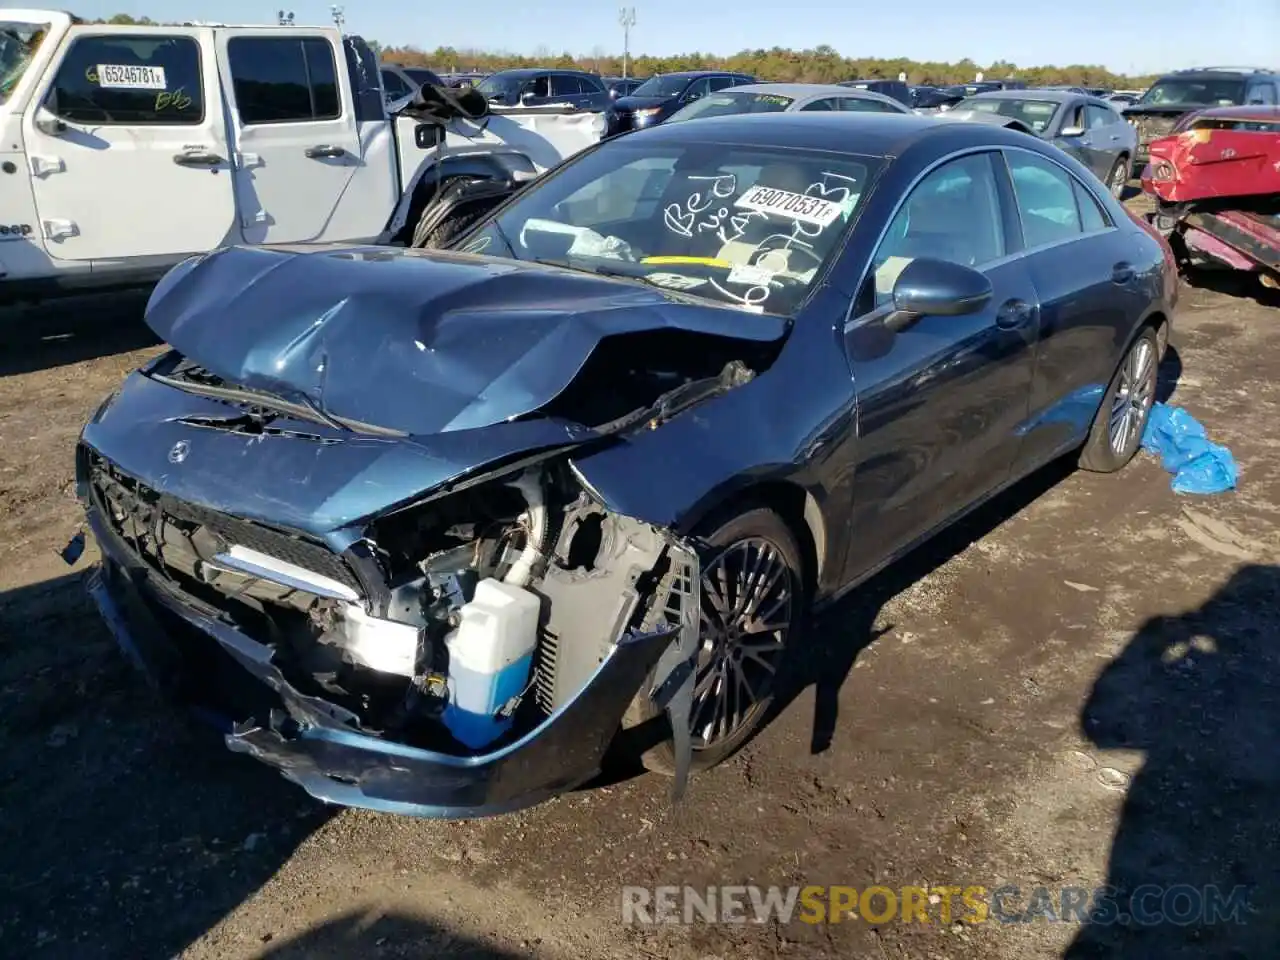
top-left (441, 578), bottom-right (541, 749)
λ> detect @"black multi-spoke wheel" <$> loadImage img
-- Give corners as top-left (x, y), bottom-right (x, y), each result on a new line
top-left (1079, 326), bottom-right (1161, 473)
top-left (692, 536), bottom-right (794, 748)
top-left (628, 507), bottom-right (804, 775)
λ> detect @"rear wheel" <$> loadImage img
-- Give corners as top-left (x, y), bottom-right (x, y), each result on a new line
top-left (631, 507), bottom-right (803, 775)
top-left (1079, 326), bottom-right (1159, 472)
top-left (1106, 156), bottom-right (1129, 199)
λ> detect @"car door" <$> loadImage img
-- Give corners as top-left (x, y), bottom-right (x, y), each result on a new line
top-left (22, 25), bottom-right (236, 261)
top-left (1052, 99), bottom-right (1093, 168)
top-left (681, 76), bottom-right (713, 106)
top-left (1002, 148), bottom-right (1146, 472)
top-left (839, 151), bottom-right (1041, 581)
top-left (216, 29), bottom-right (385, 245)
top-left (1084, 102), bottom-right (1126, 176)
top-left (519, 72), bottom-right (553, 105)
top-left (554, 74), bottom-right (596, 109)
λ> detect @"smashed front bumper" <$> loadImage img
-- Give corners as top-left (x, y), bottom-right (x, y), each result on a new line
top-left (85, 504), bottom-right (695, 818)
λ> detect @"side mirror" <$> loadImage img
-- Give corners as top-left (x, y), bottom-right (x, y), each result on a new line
top-left (1059, 125), bottom-right (1085, 138)
top-left (34, 105), bottom-right (66, 136)
top-left (887, 257), bottom-right (992, 330)
top-left (414, 122), bottom-right (442, 150)
top-left (521, 90), bottom-right (536, 103)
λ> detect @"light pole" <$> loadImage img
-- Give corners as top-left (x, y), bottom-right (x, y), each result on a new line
top-left (618, 6), bottom-right (636, 79)
top-left (330, 5), bottom-right (345, 32)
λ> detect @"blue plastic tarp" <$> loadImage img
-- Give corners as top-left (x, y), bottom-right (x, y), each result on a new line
top-left (1140, 403), bottom-right (1239, 495)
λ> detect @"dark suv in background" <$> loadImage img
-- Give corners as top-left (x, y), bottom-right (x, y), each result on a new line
top-left (473, 68), bottom-right (612, 111)
top-left (1123, 66), bottom-right (1280, 173)
top-left (608, 70), bottom-right (755, 134)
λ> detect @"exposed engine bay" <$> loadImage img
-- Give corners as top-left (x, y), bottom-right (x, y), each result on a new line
top-left (87, 450), bottom-right (695, 756)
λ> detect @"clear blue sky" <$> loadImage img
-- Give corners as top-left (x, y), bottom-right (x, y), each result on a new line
top-left (6, 0), bottom-right (1278, 75)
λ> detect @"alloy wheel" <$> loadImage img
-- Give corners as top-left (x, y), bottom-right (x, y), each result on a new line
top-left (691, 536), bottom-right (794, 748)
top-left (1108, 337), bottom-right (1156, 456)
top-left (1110, 162), bottom-right (1128, 199)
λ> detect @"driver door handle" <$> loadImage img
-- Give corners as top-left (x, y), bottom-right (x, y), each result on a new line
top-left (995, 298), bottom-right (1035, 330)
top-left (173, 150), bottom-right (224, 167)
top-left (305, 144), bottom-right (346, 159)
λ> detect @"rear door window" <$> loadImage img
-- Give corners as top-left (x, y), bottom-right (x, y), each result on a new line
top-left (800, 97), bottom-right (837, 111)
top-left (1006, 151), bottom-right (1083, 247)
top-left (48, 34), bottom-right (203, 124)
top-left (839, 96), bottom-right (899, 112)
top-left (1085, 103), bottom-right (1116, 130)
top-left (227, 37), bottom-right (340, 124)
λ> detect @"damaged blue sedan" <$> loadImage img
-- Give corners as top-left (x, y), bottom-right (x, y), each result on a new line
top-left (77, 113), bottom-right (1178, 817)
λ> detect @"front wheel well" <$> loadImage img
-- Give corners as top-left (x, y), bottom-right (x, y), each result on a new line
top-left (687, 480), bottom-right (825, 597)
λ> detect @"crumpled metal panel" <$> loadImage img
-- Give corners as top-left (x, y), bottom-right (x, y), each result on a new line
top-left (144, 244), bottom-right (786, 438)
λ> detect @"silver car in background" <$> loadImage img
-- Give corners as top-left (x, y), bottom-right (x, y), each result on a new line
top-left (942, 89), bottom-right (1138, 198)
top-left (664, 82), bottom-right (912, 123)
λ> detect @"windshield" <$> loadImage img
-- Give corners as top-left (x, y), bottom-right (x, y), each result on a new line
top-left (672, 91), bottom-right (793, 121)
top-left (475, 73), bottom-right (523, 99)
top-left (1139, 78), bottom-right (1246, 107)
top-left (957, 97), bottom-right (1060, 133)
top-left (455, 140), bottom-right (880, 317)
top-left (630, 74), bottom-right (693, 97)
top-left (0, 21), bottom-right (49, 104)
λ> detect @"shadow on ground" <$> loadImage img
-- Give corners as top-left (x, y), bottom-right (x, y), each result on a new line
top-left (0, 290), bottom-right (159, 377)
top-left (1064, 563), bottom-right (1280, 958)
top-left (255, 911), bottom-right (536, 959)
top-left (0, 571), bottom-right (333, 958)
top-left (1182, 268), bottom-right (1280, 308)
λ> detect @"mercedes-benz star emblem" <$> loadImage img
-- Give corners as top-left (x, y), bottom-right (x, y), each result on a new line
top-left (168, 440), bottom-right (190, 464)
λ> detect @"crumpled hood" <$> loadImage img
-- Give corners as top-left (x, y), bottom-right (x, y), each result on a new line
top-left (145, 244), bottom-right (785, 437)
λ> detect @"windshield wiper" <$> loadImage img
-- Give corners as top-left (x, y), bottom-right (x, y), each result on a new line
top-left (285, 390), bottom-right (352, 433)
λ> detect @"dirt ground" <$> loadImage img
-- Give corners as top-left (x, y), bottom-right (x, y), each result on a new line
top-left (2, 210), bottom-right (1279, 959)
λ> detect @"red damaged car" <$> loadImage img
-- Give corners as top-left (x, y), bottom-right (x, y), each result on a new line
top-left (1141, 105), bottom-right (1280, 288)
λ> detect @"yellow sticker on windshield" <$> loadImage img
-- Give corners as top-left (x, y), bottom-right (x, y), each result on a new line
top-left (640, 256), bottom-right (733, 267)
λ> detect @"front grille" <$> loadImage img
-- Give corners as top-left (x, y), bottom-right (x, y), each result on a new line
top-left (84, 445), bottom-right (362, 595)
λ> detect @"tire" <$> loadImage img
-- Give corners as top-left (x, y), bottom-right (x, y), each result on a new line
top-left (629, 506), bottom-right (804, 776)
top-left (1106, 156), bottom-right (1128, 200)
top-left (414, 210), bottom-right (477, 249)
top-left (1078, 326), bottom-right (1160, 473)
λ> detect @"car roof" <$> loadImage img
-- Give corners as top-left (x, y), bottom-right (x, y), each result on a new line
top-left (966, 89), bottom-right (1080, 103)
top-left (487, 67), bottom-right (595, 77)
top-left (650, 70), bottom-right (751, 79)
top-left (629, 111), bottom-right (1007, 158)
top-left (728, 82), bottom-right (885, 97)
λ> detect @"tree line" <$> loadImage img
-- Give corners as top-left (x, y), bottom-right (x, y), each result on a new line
top-left (90, 15), bottom-right (1157, 88)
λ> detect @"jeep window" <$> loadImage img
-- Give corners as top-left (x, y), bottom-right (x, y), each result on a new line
top-left (474, 72), bottom-right (523, 102)
top-left (227, 37), bottom-right (340, 124)
top-left (48, 34), bottom-right (203, 125)
top-left (1139, 78), bottom-right (1246, 107)
top-left (0, 20), bottom-right (50, 103)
